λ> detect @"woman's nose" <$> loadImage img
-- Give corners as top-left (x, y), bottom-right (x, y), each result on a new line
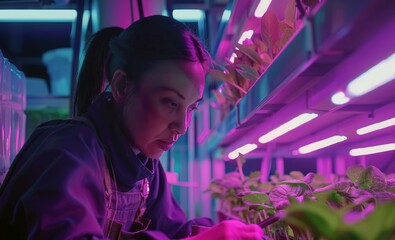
top-left (169, 110), bottom-right (190, 135)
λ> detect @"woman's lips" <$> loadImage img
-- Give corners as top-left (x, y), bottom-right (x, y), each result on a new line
top-left (157, 140), bottom-right (175, 151)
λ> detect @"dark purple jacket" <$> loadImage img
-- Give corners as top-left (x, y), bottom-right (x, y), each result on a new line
top-left (0, 93), bottom-right (213, 239)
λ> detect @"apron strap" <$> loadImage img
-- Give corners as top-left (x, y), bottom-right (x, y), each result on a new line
top-left (72, 116), bottom-right (150, 239)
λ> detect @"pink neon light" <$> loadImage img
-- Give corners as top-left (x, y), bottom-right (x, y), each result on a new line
top-left (228, 143), bottom-right (258, 160)
top-left (298, 135), bottom-right (348, 154)
top-left (258, 113), bottom-right (318, 144)
top-left (349, 143), bottom-right (395, 156)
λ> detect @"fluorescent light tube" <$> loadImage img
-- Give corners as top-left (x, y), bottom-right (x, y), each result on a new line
top-left (331, 91), bottom-right (350, 105)
top-left (346, 52), bottom-right (395, 97)
top-left (0, 9), bottom-right (77, 22)
top-left (173, 9), bottom-right (203, 21)
top-left (349, 143), bottom-right (395, 156)
top-left (298, 135), bottom-right (347, 154)
top-left (356, 117), bottom-right (395, 135)
top-left (228, 144), bottom-right (258, 160)
top-left (254, 0), bottom-right (272, 17)
top-left (258, 113), bottom-right (318, 143)
top-left (221, 9), bottom-right (231, 22)
top-left (238, 30), bottom-right (254, 44)
top-left (229, 53), bottom-right (237, 63)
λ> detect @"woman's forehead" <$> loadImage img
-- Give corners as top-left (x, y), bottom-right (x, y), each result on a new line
top-left (139, 60), bottom-right (205, 96)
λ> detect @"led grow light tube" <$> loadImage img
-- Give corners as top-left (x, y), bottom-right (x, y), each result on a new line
top-left (229, 53), bottom-right (237, 63)
top-left (173, 9), bottom-right (204, 21)
top-left (258, 113), bottom-right (318, 144)
top-left (349, 143), bottom-right (395, 156)
top-left (331, 91), bottom-right (350, 105)
top-left (228, 144), bottom-right (258, 160)
top-left (356, 117), bottom-right (395, 135)
top-left (0, 9), bottom-right (77, 22)
top-left (297, 135), bottom-right (348, 154)
top-left (346, 52), bottom-right (395, 97)
top-left (221, 9), bottom-right (231, 22)
top-left (238, 30), bottom-right (254, 44)
top-left (254, 0), bottom-right (272, 17)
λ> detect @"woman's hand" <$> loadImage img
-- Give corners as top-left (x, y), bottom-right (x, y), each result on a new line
top-left (185, 220), bottom-right (264, 240)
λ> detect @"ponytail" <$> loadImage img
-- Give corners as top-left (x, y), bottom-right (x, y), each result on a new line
top-left (73, 26), bottom-right (124, 116)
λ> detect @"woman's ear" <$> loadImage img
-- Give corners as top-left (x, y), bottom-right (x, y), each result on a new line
top-left (111, 69), bottom-right (133, 103)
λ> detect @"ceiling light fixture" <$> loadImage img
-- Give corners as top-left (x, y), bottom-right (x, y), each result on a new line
top-left (228, 144), bottom-right (258, 160)
top-left (229, 53), bottom-right (237, 63)
top-left (349, 143), bottom-right (395, 156)
top-left (254, 0), bottom-right (272, 17)
top-left (221, 9), bottom-right (231, 22)
top-left (238, 30), bottom-right (254, 44)
top-left (331, 91), bottom-right (350, 105)
top-left (297, 135), bottom-right (348, 154)
top-left (356, 117), bottom-right (395, 135)
top-left (173, 9), bottom-right (204, 21)
top-left (346, 52), bottom-right (395, 97)
top-left (258, 113), bottom-right (318, 144)
top-left (0, 9), bottom-right (77, 22)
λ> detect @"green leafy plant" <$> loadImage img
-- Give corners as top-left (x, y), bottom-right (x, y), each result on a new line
top-left (207, 156), bottom-right (395, 239)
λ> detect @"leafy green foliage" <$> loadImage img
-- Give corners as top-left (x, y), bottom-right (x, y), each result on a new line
top-left (207, 158), bottom-right (395, 239)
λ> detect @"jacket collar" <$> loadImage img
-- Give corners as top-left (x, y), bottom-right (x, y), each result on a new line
top-left (86, 92), bottom-right (157, 191)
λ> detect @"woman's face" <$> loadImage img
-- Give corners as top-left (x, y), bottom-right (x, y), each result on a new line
top-left (122, 60), bottom-right (205, 158)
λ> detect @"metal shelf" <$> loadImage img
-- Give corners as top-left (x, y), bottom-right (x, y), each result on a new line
top-left (204, 0), bottom-right (395, 160)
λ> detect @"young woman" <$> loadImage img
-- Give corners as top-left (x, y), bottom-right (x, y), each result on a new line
top-left (0, 15), bottom-right (263, 240)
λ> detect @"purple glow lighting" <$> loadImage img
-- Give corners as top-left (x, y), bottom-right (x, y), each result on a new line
top-left (349, 143), bottom-right (395, 156)
top-left (346, 52), bottom-right (395, 97)
top-left (331, 91), bottom-right (350, 105)
top-left (254, 0), bottom-right (272, 18)
top-left (238, 30), bottom-right (254, 44)
top-left (228, 144), bottom-right (258, 160)
top-left (258, 113), bottom-right (318, 144)
top-left (356, 117), bottom-right (395, 135)
top-left (297, 135), bottom-right (348, 154)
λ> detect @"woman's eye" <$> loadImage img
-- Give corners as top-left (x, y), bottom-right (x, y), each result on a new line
top-left (162, 98), bottom-right (178, 108)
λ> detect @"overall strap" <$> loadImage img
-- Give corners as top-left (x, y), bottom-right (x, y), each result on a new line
top-left (71, 116), bottom-right (118, 238)
top-left (72, 116), bottom-right (151, 239)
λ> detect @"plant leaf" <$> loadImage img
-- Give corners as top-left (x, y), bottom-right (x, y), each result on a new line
top-left (284, 0), bottom-right (296, 28)
top-left (348, 200), bottom-right (395, 240)
top-left (347, 165), bottom-right (365, 183)
top-left (209, 69), bottom-right (230, 82)
top-left (234, 43), bottom-right (264, 66)
top-left (284, 198), bottom-right (341, 239)
top-left (357, 165), bottom-right (387, 191)
top-left (261, 9), bottom-right (281, 54)
top-left (279, 27), bottom-right (295, 47)
top-left (235, 63), bottom-right (260, 81)
top-left (242, 193), bottom-right (269, 204)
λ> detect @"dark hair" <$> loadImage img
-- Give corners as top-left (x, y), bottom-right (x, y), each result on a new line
top-left (73, 26), bottom-right (124, 116)
top-left (109, 15), bottom-right (211, 85)
top-left (73, 15), bottom-right (211, 116)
